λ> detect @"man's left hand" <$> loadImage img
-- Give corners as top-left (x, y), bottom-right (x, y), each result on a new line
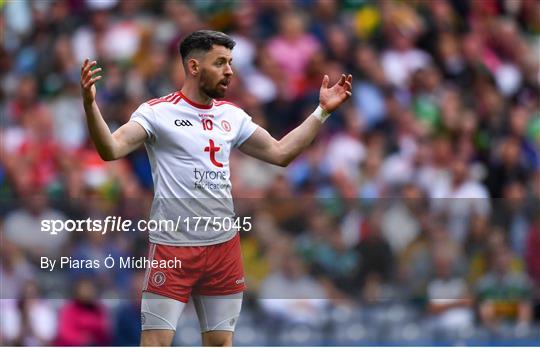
top-left (319, 74), bottom-right (352, 113)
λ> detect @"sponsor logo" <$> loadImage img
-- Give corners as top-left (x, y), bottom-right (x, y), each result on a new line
top-left (229, 318), bottom-right (235, 326)
top-left (194, 168), bottom-right (228, 181)
top-left (221, 120), bottom-right (231, 132)
top-left (141, 313), bottom-right (146, 324)
top-left (193, 168), bottom-right (231, 191)
top-left (175, 119), bottom-right (193, 127)
top-left (204, 139), bottom-right (223, 167)
top-left (235, 277), bottom-right (245, 285)
top-left (152, 271), bottom-right (166, 287)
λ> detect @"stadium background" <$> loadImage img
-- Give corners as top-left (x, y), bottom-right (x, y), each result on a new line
top-left (1, 0), bottom-right (540, 345)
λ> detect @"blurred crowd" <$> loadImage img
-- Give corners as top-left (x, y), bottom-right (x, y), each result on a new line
top-left (1, 0), bottom-right (540, 345)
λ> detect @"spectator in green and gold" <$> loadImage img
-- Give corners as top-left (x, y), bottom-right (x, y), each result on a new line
top-left (476, 243), bottom-right (533, 329)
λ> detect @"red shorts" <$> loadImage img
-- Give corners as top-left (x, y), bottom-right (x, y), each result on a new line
top-left (142, 233), bottom-right (246, 303)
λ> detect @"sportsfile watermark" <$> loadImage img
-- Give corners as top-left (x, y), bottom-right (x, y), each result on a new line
top-left (41, 216), bottom-right (253, 235)
top-left (2, 197), bottom-right (538, 302)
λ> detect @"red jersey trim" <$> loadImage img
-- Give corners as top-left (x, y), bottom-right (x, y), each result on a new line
top-left (214, 100), bottom-right (241, 109)
top-left (146, 92), bottom-right (240, 110)
top-left (146, 92), bottom-right (182, 106)
top-left (178, 91), bottom-right (213, 109)
top-left (171, 93), bottom-right (182, 104)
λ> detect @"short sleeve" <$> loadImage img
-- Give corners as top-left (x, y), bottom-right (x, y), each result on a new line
top-left (130, 102), bottom-right (156, 142)
top-left (233, 110), bottom-right (258, 148)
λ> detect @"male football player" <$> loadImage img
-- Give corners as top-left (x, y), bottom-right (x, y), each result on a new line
top-left (80, 30), bottom-right (352, 346)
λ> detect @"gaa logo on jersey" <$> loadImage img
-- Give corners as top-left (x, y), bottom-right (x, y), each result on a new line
top-left (151, 271), bottom-right (166, 287)
top-left (221, 120), bottom-right (231, 132)
top-left (174, 119), bottom-right (193, 127)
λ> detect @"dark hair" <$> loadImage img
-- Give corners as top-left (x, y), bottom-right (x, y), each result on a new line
top-left (179, 30), bottom-right (235, 62)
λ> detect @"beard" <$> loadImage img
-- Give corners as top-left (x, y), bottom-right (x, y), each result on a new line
top-left (199, 69), bottom-right (227, 99)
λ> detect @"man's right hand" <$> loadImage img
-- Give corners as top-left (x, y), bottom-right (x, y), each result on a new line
top-left (80, 58), bottom-right (102, 106)
top-left (79, 58), bottom-right (147, 161)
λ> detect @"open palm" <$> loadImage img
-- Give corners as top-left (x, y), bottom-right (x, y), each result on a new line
top-left (319, 74), bottom-right (353, 113)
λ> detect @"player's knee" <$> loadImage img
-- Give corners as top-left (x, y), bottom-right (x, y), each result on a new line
top-left (140, 330), bottom-right (175, 346)
top-left (202, 331), bottom-right (233, 347)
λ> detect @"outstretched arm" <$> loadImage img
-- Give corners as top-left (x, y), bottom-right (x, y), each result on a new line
top-left (239, 74), bottom-right (352, 167)
top-left (81, 59), bottom-right (147, 161)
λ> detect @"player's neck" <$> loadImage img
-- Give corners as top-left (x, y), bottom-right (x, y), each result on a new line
top-left (180, 84), bottom-right (213, 107)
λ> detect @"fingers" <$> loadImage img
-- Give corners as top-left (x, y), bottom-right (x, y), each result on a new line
top-left (84, 67), bottom-right (102, 77)
top-left (337, 74), bottom-right (346, 86)
top-left (87, 67), bottom-right (102, 78)
top-left (83, 75), bottom-right (102, 89)
top-left (82, 60), bottom-right (97, 76)
top-left (83, 68), bottom-right (102, 83)
top-left (83, 70), bottom-right (102, 84)
top-left (81, 59), bottom-right (102, 88)
top-left (344, 74), bottom-right (353, 96)
top-left (322, 73), bottom-right (352, 88)
top-left (81, 59), bottom-right (98, 79)
top-left (321, 74), bottom-right (329, 89)
top-left (81, 58), bottom-right (89, 72)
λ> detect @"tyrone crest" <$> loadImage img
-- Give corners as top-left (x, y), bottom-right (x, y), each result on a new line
top-left (152, 271), bottom-right (166, 287)
top-left (221, 120), bottom-right (231, 132)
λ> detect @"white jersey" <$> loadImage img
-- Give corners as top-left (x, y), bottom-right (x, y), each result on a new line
top-left (130, 91), bottom-right (258, 246)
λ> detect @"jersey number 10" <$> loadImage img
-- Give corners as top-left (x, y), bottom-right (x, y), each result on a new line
top-left (202, 119), bottom-right (213, 131)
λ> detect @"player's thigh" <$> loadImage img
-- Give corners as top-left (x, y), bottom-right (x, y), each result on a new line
top-left (140, 329), bottom-right (175, 347)
top-left (193, 293), bottom-right (243, 333)
top-left (140, 291), bottom-right (186, 346)
top-left (201, 330), bottom-right (234, 347)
